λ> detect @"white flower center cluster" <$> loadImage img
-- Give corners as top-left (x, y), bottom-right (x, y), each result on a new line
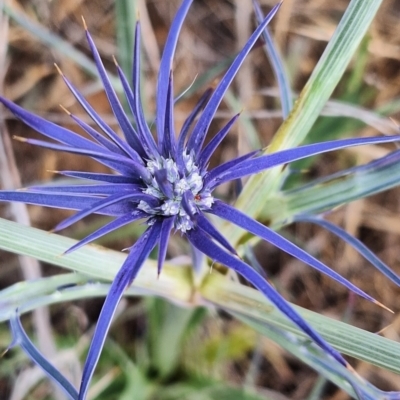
top-left (138, 152), bottom-right (213, 232)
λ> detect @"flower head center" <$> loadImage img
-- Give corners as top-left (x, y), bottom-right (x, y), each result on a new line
top-left (137, 152), bottom-right (213, 231)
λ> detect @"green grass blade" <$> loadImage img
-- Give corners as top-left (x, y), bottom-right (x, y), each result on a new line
top-left (145, 297), bottom-right (197, 379)
top-left (235, 314), bottom-right (392, 399)
top-left (229, 0), bottom-right (384, 246)
top-left (224, 89), bottom-right (261, 150)
top-left (0, 217), bottom-right (193, 305)
top-left (0, 282), bottom-right (153, 323)
top-left (268, 0), bottom-right (383, 152)
top-left (2, 217), bottom-right (400, 379)
top-left (200, 272), bottom-right (400, 374)
top-left (236, 316), bottom-right (355, 398)
top-left (0, 273), bottom-right (87, 307)
top-left (254, 1), bottom-right (292, 118)
top-left (263, 150), bottom-right (400, 225)
top-left (115, 0), bottom-right (138, 79)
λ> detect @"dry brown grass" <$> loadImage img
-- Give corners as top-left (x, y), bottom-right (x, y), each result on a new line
top-left (1, 1), bottom-right (400, 399)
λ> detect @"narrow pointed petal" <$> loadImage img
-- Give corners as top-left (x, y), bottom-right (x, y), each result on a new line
top-left (132, 23), bottom-right (159, 157)
top-left (0, 191), bottom-right (131, 215)
top-left (162, 73), bottom-right (177, 158)
top-left (190, 243), bottom-right (204, 274)
top-left (79, 222), bottom-right (161, 400)
top-left (67, 111), bottom-right (123, 154)
top-left (187, 3), bottom-right (281, 154)
top-left (10, 313), bottom-right (78, 400)
top-left (53, 192), bottom-right (157, 232)
top-left (209, 201), bottom-right (382, 305)
top-left (56, 70), bottom-right (143, 163)
top-left (203, 150), bottom-right (260, 187)
top-left (207, 135), bottom-right (400, 189)
top-left (17, 136), bottom-right (151, 180)
top-left (198, 113), bottom-right (240, 169)
top-left (181, 190), bottom-right (195, 218)
top-left (154, 169), bottom-right (175, 198)
top-left (65, 212), bottom-right (145, 254)
top-left (195, 212), bottom-right (237, 255)
top-left (157, 0), bottom-right (194, 148)
top-left (157, 216), bottom-right (176, 276)
top-left (178, 89), bottom-right (213, 145)
top-left (186, 227), bottom-right (347, 366)
top-left (84, 28), bottom-right (143, 162)
top-left (0, 97), bottom-right (106, 153)
top-left (55, 171), bottom-right (136, 184)
top-left (28, 183), bottom-right (140, 195)
top-left (101, 158), bottom-right (148, 177)
top-left (114, 62), bottom-right (147, 154)
top-left (177, 88), bottom-right (213, 169)
top-left (297, 216), bottom-right (400, 287)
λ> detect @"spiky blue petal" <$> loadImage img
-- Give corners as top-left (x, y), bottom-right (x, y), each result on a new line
top-left (132, 23), bottom-right (159, 158)
top-left (156, 0), bottom-right (194, 149)
top-left (65, 212), bottom-right (146, 254)
top-left (54, 171), bottom-right (137, 184)
top-left (55, 73), bottom-right (142, 162)
top-left (163, 73), bottom-right (177, 158)
top-left (113, 62), bottom-right (147, 155)
top-left (0, 97), bottom-right (105, 153)
top-left (0, 191), bottom-right (132, 215)
top-left (18, 137), bottom-right (138, 167)
top-left (195, 212), bottom-right (237, 255)
top-left (203, 150), bottom-right (261, 187)
top-left (28, 183), bottom-right (140, 195)
top-left (198, 113), bottom-right (240, 169)
top-left (207, 135), bottom-right (400, 189)
top-left (67, 111), bottom-right (124, 154)
top-left (187, 2), bottom-right (281, 155)
top-left (186, 227), bottom-right (347, 366)
top-left (78, 222), bottom-right (161, 400)
top-left (84, 27), bottom-right (142, 162)
top-left (53, 192), bottom-right (158, 232)
top-left (209, 200), bottom-right (382, 305)
top-left (158, 216), bottom-right (176, 276)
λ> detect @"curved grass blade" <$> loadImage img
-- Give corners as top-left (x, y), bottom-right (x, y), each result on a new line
top-left (2, 219), bottom-right (400, 374)
top-left (208, 135), bottom-right (400, 189)
top-left (295, 216), bottom-right (400, 287)
top-left (253, 0), bottom-right (292, 118)
top-left (10, 313), bottom-right (78, 400)
top-left (232, 0), bottom-right (385, 245)
top-left (187, 227), bottom-right (347, 365)
top-left (236, 314), bottom-right (400, 400)
top-left (265, 149), bottom-right (400, 226)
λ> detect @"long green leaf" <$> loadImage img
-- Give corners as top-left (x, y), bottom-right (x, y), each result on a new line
top-left (262, 150), bottom-right (400, 226)
top-left (200, 272), bottom-right (400, 374)
top-left (2, 218), bottom-right (400, 376)
top-left (228, 0), bottom-right (384, 246)
top-left (236, 314), bottom-right (393, 400)
top-left (115, 0), bottom-right (138, 79)
top-left (0, 218), bottom-right (193, 305)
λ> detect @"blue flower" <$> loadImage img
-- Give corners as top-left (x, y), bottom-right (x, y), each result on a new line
top-left (2, 0), bottom-right (400, 398)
